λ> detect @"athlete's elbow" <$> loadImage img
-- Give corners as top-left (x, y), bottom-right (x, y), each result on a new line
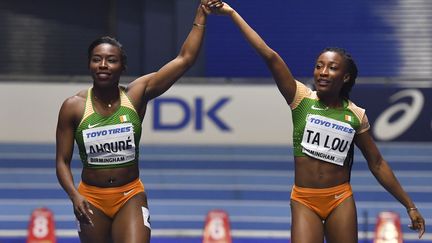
top-left (178, 51), bottom-right (198, 67)
top-left (263, 49), bottom-right (280, 63)
top-left (367, 157), bottom-right (385, 174)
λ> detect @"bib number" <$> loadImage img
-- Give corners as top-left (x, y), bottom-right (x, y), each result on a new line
top-left (301, 115), bottom-right (355, 166)
top-left (83, 123), bottom-right (136, 165)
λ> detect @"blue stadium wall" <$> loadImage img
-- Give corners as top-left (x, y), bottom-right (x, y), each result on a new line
top-left (204, 0), bottom-right (432, 78)
top-left (0, 0), bottom-right (430, 78)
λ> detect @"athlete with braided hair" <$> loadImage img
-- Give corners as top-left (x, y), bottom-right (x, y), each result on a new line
top-left (210, 2), bottom-right (425, 242)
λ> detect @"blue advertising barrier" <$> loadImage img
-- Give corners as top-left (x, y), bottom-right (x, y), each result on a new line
top-left (351, 83), bottom-right (432, 142)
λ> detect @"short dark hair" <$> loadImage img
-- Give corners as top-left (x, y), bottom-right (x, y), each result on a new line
top-left (319, 47), bottom-right (358, 99)
top-left (87, 36), bottom-right (127, 70)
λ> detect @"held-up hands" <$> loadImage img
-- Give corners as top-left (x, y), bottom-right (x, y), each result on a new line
top-left (205, 1), bottom-right (234, 16)
top-left (200, 0), bottom-right (230, 15)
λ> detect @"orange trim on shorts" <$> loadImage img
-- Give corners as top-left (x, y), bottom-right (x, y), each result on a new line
top-left (78, 178), bottom-right (145, 218)
top-left (290, 182), bottom-right (353, 220)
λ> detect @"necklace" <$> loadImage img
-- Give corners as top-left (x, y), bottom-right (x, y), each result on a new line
top-left (93, 93), bottom-right (115, 108)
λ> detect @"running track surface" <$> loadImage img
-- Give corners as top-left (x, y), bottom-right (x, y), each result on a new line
top-left (0, 143), bottom-right (430, 243)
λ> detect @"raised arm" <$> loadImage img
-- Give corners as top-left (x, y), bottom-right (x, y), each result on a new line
top-left (127, 2), bottom-right (216, 108)
top-left (212, 2), bottom-right (297, 104)
top-left (354, 131), bottom-right (425, 238)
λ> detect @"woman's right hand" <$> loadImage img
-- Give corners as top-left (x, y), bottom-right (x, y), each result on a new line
top-left (71, 194), bottom-right (94, 226)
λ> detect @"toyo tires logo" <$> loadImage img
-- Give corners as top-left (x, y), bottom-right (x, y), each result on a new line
top-left (373, 89), bottom-right (424, 141)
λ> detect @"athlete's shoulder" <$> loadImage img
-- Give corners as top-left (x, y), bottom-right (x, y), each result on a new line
top-left (59, 89), bottom-right (87, 120)
top-left (290, 80), bottom-right (316, 109)
top-left (126, 72), bottom-right (157, 91)
top-left (346, 99), bottom-right (370, 133)
top-left (124, 72), bottom-right (157, 104)
top-left (346, 99), bottom-right (366, 114)
top-left (62, 89), bottom-right (86, 106)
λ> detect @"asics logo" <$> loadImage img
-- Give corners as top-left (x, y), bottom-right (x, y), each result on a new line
top-left (88, 123), bottom-right (100, 129)
top-left (311, 105), bottom-right (328, 111)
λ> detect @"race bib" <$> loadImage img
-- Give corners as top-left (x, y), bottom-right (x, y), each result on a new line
top-left (301, 115), bottom-right (355, 166)
top-left (82, 123), bottom-right (136, 166)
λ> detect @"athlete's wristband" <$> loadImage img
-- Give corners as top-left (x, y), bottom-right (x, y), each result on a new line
top-left (193, 23), bottom-right (206, 29)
